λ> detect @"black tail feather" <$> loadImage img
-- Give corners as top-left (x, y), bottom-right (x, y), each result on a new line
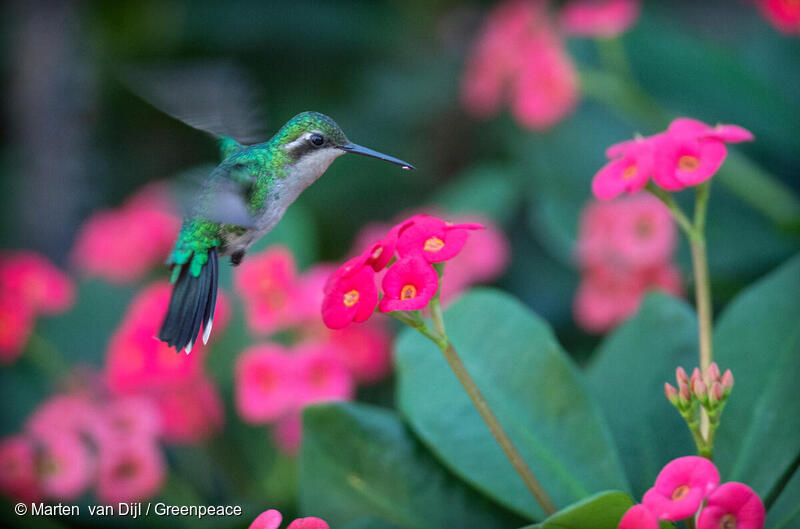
top-left (158, 247), bottom-right (219, 352)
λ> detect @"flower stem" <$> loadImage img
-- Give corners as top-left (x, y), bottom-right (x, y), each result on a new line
top-left (427, 269), bottom-right (556, 516)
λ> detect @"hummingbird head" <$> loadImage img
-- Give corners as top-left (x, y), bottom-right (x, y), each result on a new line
top-left (279, 111), bottom-right (415, 171)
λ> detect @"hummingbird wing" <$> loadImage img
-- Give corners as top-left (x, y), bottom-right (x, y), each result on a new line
top-left (171, 164), bottom-right (258, 229)
top-left (121, 61), bottom-right (268, 145)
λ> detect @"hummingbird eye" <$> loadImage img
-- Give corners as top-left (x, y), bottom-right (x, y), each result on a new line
top-left (309, 133), bottom-right (325, 147)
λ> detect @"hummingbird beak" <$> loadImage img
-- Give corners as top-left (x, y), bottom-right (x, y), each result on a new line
top-left (338, 143), bottom-right (415, 170)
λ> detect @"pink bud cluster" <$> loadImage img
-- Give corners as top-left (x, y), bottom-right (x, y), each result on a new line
top-left (0, 385), bottom-right (166, 504)
top-left (71, 182), bottom-right (181, 283)
top-left (104, 282), bottom-right (229, 443)
top-left (754, 0), bottom-right (800, 34)
top-left (249, 509), bottom-right (328, 529)
top-left (322, 214), bottom-right (487, 330)
top-left (665, 363), bottom-right (734, 413)
top-left (461, 0), bottom-right (579, 130)
top-left (0, 251), bottom-right (75, 363)
top-left (592, 118), bottom-right (753, 200)
top-left (574, 194), bottom-right (683, 333)
top-left (619, 456), bottom-right (765, 529)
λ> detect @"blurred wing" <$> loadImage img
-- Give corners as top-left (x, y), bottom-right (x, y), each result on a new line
top-left (121, 61), bottom-right (268, 145)
top-left (170, 164), bottom-right (258, 229)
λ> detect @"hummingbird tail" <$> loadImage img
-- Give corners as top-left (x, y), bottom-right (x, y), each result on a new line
top-left (158, 247), bottom-right (219, 354)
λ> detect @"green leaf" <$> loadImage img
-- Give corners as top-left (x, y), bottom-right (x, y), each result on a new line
top-left (395, 289), bottom-right (629, 520)
top-left (519, 490), bottom-right (632, 529)
top-left (299, 402), bottom-right (523, 529)
top-left (714, 254), bottom-right (800, 499)
top-left (586, 294), bottom-right (697, 497)
top-left (767, 469), bottom-right (800, 529)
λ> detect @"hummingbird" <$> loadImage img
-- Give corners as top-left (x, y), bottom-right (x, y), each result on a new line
top-left (126, 64), bottom-right (414, 353)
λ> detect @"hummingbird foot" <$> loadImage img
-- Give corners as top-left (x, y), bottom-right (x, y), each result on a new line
top-left (230, 250), bottom-right (245, 266)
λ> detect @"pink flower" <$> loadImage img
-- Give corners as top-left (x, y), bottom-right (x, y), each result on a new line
top-left (96, 439), bottom-right (165, 503)
top-left (0, 435), bottom-right (40, 501)
top-left (272, 413), bottom-right (302, 455)
top-left (0, 251), bottom-right (74, 314)
top-left (561, 0), bottom-right (640, 38)
top-left (294, 264), bottom-right (337, 322)
top-left (250, 509), bottom-right (284, 529)
top-left (462, 0), bottom-right (578, 130)
top-left (105, 282), bottom-right (230, 393)
top-left (295, 344), bottom-right (355, 405)
top-left (71, 183), bottom-right (180, 283)
top-left (379, 256), bottom-right (440, 312)
top-left (91, 395), bottom-right (162, 446)
top-left (396, 215), bottom-right (484, 263)
top-left (235, 344), bottom-right (297, 423)
top-left (287, 519), bottom-right (330, 529)
top-left (362, 222), bottom-right (406, 271)
top-left (150, 376), bottom-right (224, 443)
top-left (0, 294), bottom-right (33, 364)
top-left (26, 393), bottom-right (98, 439)
top-left (611, 195), bottom-right (676, 268)
top-left (653, 135), bottom-right (727, 189)
top-left (574, 266), bottom-right (642, 333)
top-left (35, 433), bottom-right (94, 500)
top-left (249, 510), bottom-right (329, 529)
top-left (642, 456), bottom-right (720, 521)
top-left (668, 118), bottom-right (754, 144)
top-left (592, 136), bottom-right (657, 199)
top-left (236, 247), bottom-right (303, 335)
top-left (755, 0), bottom-right (800, 34)
top-left (510, 27), bottom-right (580, 130)
top-left (321, 263), bottom-right (378, 329)
top-left (618, 504), bottom-right (659, 529)
top-left (697, 482), bottom-right (765, 529)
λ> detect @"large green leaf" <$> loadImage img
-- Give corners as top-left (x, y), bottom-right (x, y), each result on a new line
top-left (586, 294), bottom-right (697, 497)
top-left (766, 469), bottom-right (800, 529)
top-left (520, 491), bottom-right (632, 529)
top-left (299, 402), bottom-right (523, 529)
top-left (395, 289), bottom-right (629, 520)
top-left (714, 254), bottom-right (800, 499)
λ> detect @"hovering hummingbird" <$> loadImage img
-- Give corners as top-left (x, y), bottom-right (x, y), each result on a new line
top-left (127, 64), bottom-right (414, 353)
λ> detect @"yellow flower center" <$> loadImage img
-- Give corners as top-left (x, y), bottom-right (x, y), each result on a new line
top-left (424, 237), bottom-right (445, 252)
top-left (719, 514), bottom-right (737, 529)
top-left (400, 285), bottom-right (418, 300)
top-left (343, 289), bottom-right (360, 307)
top-left (678, 155), bottom-right (700, 172)
top-left (622, 164), bottom-right (637, 180)
top-left (671, 484), bottom-right (690, 501)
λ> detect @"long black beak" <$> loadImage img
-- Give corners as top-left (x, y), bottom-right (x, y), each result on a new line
top-left (338, 143), bottom-right (415, 170)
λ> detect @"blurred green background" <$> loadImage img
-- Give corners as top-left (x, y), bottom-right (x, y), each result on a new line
top-left (1, 0), bottom-right (799, 527)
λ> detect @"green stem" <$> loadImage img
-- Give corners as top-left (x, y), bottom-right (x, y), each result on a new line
top-left (646, 183), bottom-right (694, 235)
top-left (432, 319), bottom-right (557, 515)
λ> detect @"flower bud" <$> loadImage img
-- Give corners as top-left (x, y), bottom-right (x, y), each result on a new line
top-left (675, 366), bottom-right (689, 385)
top-left (706, 362), bottom-right (721, 384)
top-left (679, 383), bottom-right (691, 407)
top-left (690, 367), bottom-right (702, 385)
top-left (664, 382), bottom-right (679, 406)
top-left (692, 378), bottom-right (707, 399)
top-left (709, 381), bottom-right (723, 405)
top-left (721, 369), bottom-right (734, 395)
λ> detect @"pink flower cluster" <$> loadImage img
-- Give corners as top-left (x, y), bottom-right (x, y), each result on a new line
top-left (574, 194), bottom-right (682, 333)
top-left (461, 0), bottom-right (579, 130)
top-left (233, 246), bottom-right (396, 452)
top-left (0, 388), bottom-right (165, 504)
top-left (560, 0), bottom-right (640, 38)
top-left (235, 343), bottom-right (354, 453)
top-left (665, 364), bottom-right (734, 410)
top-left (350, 211), bottom-right (509, 306)
top-left (0, 251), bottom-right (74, 363)
top-left (71, 182), bottom-right (181, 283)
top-left (250, 509), bottom-right (328, 529)
top-left (322, 214), bottom-right (487, 329)
top-left (619, 456), bottom-right (765, 529)
top-left (104, 281), bottom-right (229, 443)
top-left (593, 118), bottom-right (753, 200)
top-left (755, 0), bottom-right (800, 34)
